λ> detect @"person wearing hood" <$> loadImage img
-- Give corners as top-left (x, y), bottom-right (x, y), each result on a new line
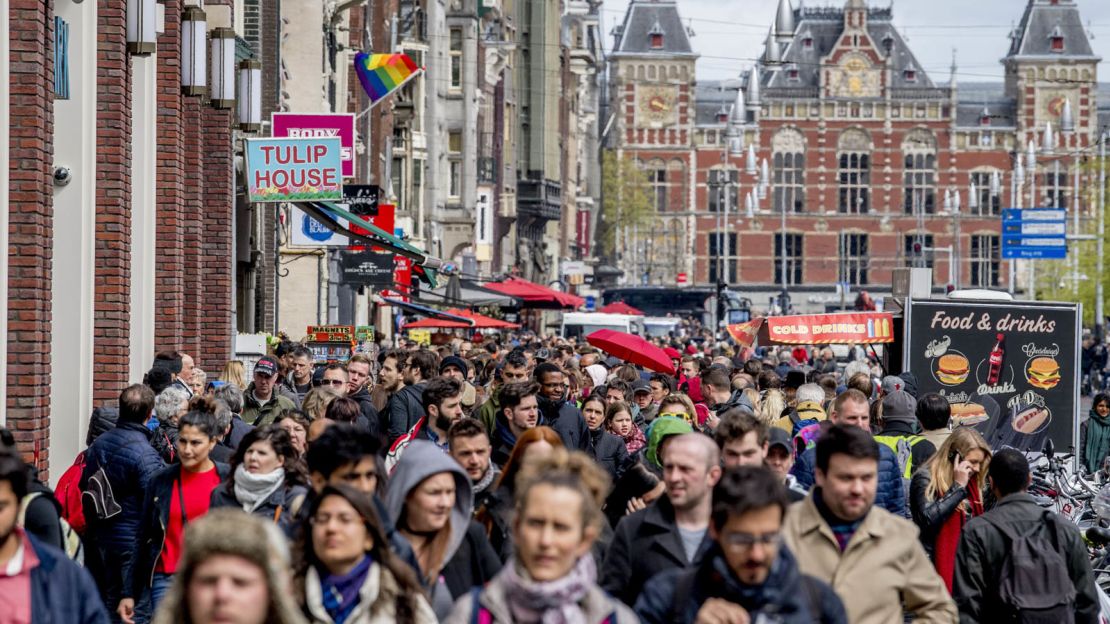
top-left (1081, 392), bottom-right (1110, 474)
top-left (386, 440), bottom-right (501, 620)
top-left (635, 466), bottom-right (847, 624)
top-left (293, 485), bottom-right (436, 624)
top-left (445, 449), bottom-right (638, 624)
top-left (209, 425), bottom-right (309, 534)
top-left (533, 363), bottom-right (590, 452)
top-left (581, 395), bottom-right (629, 480)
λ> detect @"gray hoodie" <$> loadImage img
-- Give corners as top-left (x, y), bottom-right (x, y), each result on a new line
top-left (384, 440), bottom-right (475, 617)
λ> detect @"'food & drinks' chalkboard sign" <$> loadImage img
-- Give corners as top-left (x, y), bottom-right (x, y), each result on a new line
top-left (904, 299), bottom-right (1081, 454)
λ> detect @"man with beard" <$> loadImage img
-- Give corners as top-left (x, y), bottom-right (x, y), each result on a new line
top-left (532, 362), bottom-right (590, 452)
top-left (0, 450), bottom-right (108, 623)
top-left (345, 354), bottom-right (381, 431)
top-left (385, 376), bottom-right (463, 471)
top-left (447, 418), bottom-right (500, 512)
top-left (476, 350), bottom-right (530, 435)
top-left (636, 466), bottom-right (846, 623)
top-left (386, 349), bottom-right (438, 444)
top-left (782, 424), bottom-right (954, 624)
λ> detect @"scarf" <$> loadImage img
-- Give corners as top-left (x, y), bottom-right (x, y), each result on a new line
top-left (1085, 410), bottom-right (1110, 473)
top-left (813, 488), bottom-right (864, 552)
top-left (473, 465), bottom-right (499, 496)
top-left (320, 555), bottom-right (373, 624)
top-left (232, 464), bottom-right (285, 513)
top-left (617, 423), bottom-right (646, 455)
top-left (934, 484), bottom-right (982, 594)
top-left (499, 553), bottom-right (597, 624)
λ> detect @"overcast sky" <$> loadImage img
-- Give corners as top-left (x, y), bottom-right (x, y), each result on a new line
top-left (600, 0), bottom-right (1110, 82)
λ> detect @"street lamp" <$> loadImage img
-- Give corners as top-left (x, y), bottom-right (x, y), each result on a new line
top-left (238, 59), bottom-right (263, 132)
top-left (209, 27), bottom-right (236, 109)
top-left (126, 0), bottom-right (156, 55)
top-left (181, 7), bottom-right (208, 96)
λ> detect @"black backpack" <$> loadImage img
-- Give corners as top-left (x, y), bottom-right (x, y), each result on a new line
top-left (984, 511), bottom-right (1076, 624)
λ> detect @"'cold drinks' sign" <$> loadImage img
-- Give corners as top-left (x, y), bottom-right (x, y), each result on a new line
top-left (245, 137), bottom-right (343, 203)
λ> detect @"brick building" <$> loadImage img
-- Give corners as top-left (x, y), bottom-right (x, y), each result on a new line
top-left (607, 0), bottom-right (1101, 312)
top-left (5, 0), bottom-right (246, 475)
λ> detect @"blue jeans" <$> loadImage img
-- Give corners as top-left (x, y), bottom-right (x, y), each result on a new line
top-left (149, 572), bottom-right (174, 617)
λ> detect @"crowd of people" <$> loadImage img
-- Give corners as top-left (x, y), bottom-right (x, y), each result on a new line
top-left (1, 334), bottom-right (1103, 623)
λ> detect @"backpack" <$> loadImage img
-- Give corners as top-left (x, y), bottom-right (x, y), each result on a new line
top-left (874, 434), bottom-right (924, 497)
top-left (19, 492), bottom-right (85, 565)
top-left (984, 511), bottom-right (1076, 623)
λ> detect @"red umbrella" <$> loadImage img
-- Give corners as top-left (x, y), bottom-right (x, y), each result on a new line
top-left (586, 329), bottom-right (675, 374)
top-left (663, 347), bottom-right (682, 360)
top-left (597, 301), bottom-right (645, 315)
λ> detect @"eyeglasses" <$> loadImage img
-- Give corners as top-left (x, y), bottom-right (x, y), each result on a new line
top-left (322, 379), bottom-right (347, 387)
top-left (722, 531), bottom-right (781, 550)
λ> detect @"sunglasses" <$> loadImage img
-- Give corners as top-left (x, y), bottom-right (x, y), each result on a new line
top-left (321, 379), bottom-right (347, 387)
top-left (659, 411), bottom-right (693, 423)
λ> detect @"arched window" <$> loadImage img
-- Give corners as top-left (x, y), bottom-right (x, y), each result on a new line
top-left (838, 129), bottom-right (871, 214)
top-left (772, 129), bottom-right (806, 213)
top-left (902, 129), bottom-right (936, 214)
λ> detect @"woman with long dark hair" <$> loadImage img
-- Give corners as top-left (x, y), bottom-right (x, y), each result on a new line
top-left (909, 427), bottom-right (991, 593)
top-left (294, 485), bottom-right (435, 624)
top-left (1082, 392), bottom-right (1110, 474)
top-left (210, 425), bottom-right (309, 532)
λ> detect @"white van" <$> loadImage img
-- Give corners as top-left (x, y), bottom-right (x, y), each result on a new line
top-left (643, 317), bottom-right (682, 338)
top-left (560, 313), bottom-right (644, 340)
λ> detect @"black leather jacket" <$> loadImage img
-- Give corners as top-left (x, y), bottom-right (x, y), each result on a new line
top-left (908, 468), bottom-right (968, 560)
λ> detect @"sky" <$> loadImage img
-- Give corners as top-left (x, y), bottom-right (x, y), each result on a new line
top-left (599, 0), bottom-right (1110, 82)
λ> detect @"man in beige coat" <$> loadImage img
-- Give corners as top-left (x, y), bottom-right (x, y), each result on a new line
top-left (782, 424), bottom-right (956, 624)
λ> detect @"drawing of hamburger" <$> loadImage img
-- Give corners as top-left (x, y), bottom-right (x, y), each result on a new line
top-left (1012, 404), bottom-right (1051, 434)
top-left (936, 353), bottom-right (970, 386)
top-left (950, 402), bottom-right (989, 427)
top-left (1026, 357), bottom-right (1061, 390)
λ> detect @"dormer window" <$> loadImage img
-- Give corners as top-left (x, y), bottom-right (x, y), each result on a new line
top-left (903, 69), bottom-right (917, 82)
top-left (717, 112), bottom-right (728, 123)
top-left (651, 33), bottom-right (663, 48)
top-left (803, 37), bottom-right (813, 49)
top-left (787, 65), bottom-right (800, 81)
top-left (648, 18), bottom-right (664, 50)
top-left (1049, 25), bottom-right (1065, 52)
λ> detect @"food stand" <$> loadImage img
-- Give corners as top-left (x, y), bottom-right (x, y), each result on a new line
top-left (305, 325), bottom-right (356, 363)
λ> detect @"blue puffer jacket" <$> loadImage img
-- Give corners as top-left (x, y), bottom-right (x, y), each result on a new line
top-left (635, 543), bottom-right (847, 624)
top-left (27, 532), bottom-right (110, 624)
top-left (791, 442), bottom-right (907, 518)
top-left (80, 421), bottom-right (166, 553)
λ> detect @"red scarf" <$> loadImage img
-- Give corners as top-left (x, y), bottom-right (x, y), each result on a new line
top-left (934, 483), bottom-right (983, 593)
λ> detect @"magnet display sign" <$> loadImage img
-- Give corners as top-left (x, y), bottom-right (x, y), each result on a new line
top-left (245, 137), bottom-right (343, 202)
top-left (272, 113), bottom-right (356, 177)
top-left (904, 299), bottom-right (1080, 453)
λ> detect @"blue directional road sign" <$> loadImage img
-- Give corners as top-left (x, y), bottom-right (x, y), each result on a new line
top-left (1001, 208), bottom-right (1067, 259)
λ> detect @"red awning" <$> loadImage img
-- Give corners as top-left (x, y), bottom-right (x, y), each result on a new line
top-left (482, 277), bottom-right (585, 309)
top-left (403, 318), bottom-right (472, 329)
top-left (598, 301), bottom-right (644, 315)
top-left (402, 308), bottom-right (520, 330)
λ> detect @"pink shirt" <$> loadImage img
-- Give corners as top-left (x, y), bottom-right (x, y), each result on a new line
top-left (0, 528), bottom-right (38, 624)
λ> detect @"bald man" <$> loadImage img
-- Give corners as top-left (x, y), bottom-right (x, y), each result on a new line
top-left (602, 433), bottom-right (723, 606)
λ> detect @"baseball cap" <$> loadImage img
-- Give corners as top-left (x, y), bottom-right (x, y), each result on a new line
top-left (881, 375), bottom-right (905, 396)
top-left (632, 379), bottom-right (651, 395)
top-left (768, 427), bottom-right (793, 454)
top-left (254, 356), bottom-right (279, 378)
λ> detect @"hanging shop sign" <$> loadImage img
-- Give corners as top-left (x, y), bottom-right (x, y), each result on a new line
top-left (244, 137), bottom-right (342, 202)
top-left (272, 113), bottom-right (356, 177)
top-left (760, 312), bottom-right (895, 345)
top-left (339, 251), bottom-right (395, 286)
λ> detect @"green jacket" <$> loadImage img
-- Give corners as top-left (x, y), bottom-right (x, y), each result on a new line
top-left (241, 383), bottom-right (296, 427)
top-left (476, 391), bottom-right (500, 435)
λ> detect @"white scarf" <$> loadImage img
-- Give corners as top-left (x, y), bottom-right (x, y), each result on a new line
top-left (233, 464), bottom-right (285, 513)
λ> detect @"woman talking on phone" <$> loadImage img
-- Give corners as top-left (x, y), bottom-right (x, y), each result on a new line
top-left (909, 426), bottom-right (991, 592)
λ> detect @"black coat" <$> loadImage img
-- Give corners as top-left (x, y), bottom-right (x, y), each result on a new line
top-left (441, 521), bottom-right (503, 599)
top-left (349, 387), bottom-right (382, 437)
top-left (386, 383), bottom-right (426, 444)
top-left (601, 496), bottom-right (712, 606)
top-left (23, 470), bottom-right (64, 551)
top-left (537, 397), bottom-right (590, 452)
top-left (587, 427), bottom-right (629, 480)
top-left (209, 477), bottom-right (308, 535)
top-left (220, 415), bottom-right (253, 454)
top-left (953, 493), bottom-right (1100, 624)
top-left (125, 462), bottom-right (231, 599)
top-left (908, 468), bottom-right (968, 560)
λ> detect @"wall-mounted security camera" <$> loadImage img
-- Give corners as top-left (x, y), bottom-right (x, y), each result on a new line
top-left (53, 166), bottom-right (73, 187)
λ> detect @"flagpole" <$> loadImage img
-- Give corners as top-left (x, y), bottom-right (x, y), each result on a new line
top-left (355, 68), bottom-right (424, 119)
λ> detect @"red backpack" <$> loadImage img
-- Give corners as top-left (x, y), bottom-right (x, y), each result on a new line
top-left (54, 452), bottom-right (88, 535)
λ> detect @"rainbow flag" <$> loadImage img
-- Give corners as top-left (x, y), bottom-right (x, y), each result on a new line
top-left (354, 52), bottom-right (421, 107)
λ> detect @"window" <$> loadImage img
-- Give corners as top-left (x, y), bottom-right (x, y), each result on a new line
top-left (903, 130), bottom-right (937, 214)
top-left (839, 233), bottom-right (869, 285)
top-left (449, 28), bottom-right (463, 89)
top-left (391, 157), bottom-right (405, 209)
top-left (903, 69), bottom-right (917, 82)
top-left (970, 235), bottom-right (1000, 287)
top-left (1051, 35), bottom-right (1064, 52)
top-left (838, 130), bottom-right (871, 213)
top-left (708, 233), bottom-right (737, 284)
top-left (774, 233), bottom-right (803, 286)
top-left (773, 129), bottom-right (805, 213)
top-left (1044, 171), bottom-right (1068, 208)
top-left (651, 33), bottom-right (663, 48)
top-left (649, 168), bottom-right (667, 212)
top-left (904, 234), bottom-right (934, 268)
top-left (970, 171), bottom-right (1001, 215)
top-left (803, 37), bottom-right (813, 49)
top-left (448, 131), bottom-right (462, 199)
top-left (708, 169), bottom-right (738, 213)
